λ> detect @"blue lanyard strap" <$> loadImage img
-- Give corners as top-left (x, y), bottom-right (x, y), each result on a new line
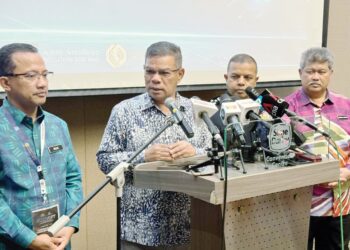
top-left (4, 108), bottom-right (48, 203)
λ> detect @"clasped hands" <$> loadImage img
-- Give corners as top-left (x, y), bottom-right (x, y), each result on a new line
top-left (28, 226), bottom-right (75, 250)
top-left (144, 141), bottom-right (196, 162)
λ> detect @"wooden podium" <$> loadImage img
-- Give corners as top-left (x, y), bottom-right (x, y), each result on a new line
top-left (134, 156), bottom-right (339, 249)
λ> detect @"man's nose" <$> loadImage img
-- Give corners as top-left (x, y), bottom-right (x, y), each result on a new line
top-left (36, 75), bottom-right (48, 87)
top-left (237, 76), bottom-right (245, 85)
top-left (150, 72), bottom-right (162, 82)
top-left (311, 72), bottom-right (321, 80)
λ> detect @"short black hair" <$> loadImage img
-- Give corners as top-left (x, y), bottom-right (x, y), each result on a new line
top-left (227, 53), bottom-right (258, 73)
top-left (0, 43), bottom-right (38, 76)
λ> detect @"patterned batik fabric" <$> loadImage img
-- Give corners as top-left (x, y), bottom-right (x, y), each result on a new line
top-left (298, 114), bottom-right (350, 216)
top-left (285, 89), bottom-right (350, 217)
top-left (97, 93), bottom-right (212, 246)
top-left (0, 98), bottom-right (83, 249)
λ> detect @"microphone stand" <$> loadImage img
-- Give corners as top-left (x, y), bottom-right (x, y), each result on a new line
top-left (47, 116), bottom-right (177, 250)
top-left (254, 138), bottom-right (269, 170)
top-left (186, 138), bottom-right (224, 180)
top-left (211, 139), bottom-right (223, 177)
top-left (228, 133), bottom-right (247, 174)
top-left (231, 146), bottom-right (247, 174)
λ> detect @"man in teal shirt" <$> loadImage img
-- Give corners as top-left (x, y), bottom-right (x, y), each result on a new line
top-left (0, 43), bottom-right (83, 249)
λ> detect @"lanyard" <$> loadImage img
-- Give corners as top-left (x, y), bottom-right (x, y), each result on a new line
top-left (4, 109), bottom-right (48, 203)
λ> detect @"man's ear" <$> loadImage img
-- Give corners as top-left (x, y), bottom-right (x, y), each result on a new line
top-left (178, 68), bottom-right (185, 81)
top-left (224, 74), bottom-right (228, 82)
top-left (0, 77), bottom-right (11, 92)
top-left (298, 69), bottom-right (302, 77)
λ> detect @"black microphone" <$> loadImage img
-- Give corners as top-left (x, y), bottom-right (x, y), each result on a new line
top-left (220, 100), bottom-right (246, 145)
top-left (245, 87), bottom-right (262, 102)
top-left (245, 87), bottom-right (330, 138)
top-left (164, 97), bottom-right (194, 138)
top-left (245, 87), bottom-right (288, 117)
top-left (219, 93), bottom-right (239, 104)
top-left (191, 97), bottom-right (224, 148)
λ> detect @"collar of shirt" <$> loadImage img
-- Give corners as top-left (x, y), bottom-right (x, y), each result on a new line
top-left (3, 98), bottom-right (45, 127)
top-left (299, 88), bottom-right (333, 107)
top-left (140, 92), bottom-right (188, 113)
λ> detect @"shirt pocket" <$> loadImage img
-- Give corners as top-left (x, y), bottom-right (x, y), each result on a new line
top-left (45, 145), bottom-right (67, 177)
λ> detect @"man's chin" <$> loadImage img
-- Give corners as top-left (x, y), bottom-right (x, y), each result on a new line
top-left (307, 86), bottom-right (323, 92)
top-left (149, 93), bottom-right (165, 104)
top-left (236, 93), bottom-right (248, 99)
top-left (35, 97), bottom-right (47, 106)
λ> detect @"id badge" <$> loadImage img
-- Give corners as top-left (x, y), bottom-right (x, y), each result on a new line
top-left (32, 203), bottom-right (60, 234)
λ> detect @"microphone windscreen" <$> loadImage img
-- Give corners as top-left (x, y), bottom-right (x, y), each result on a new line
top-left (245, 87), bottom-right (261, 100)
top-left (164, 97), bottom-right (175, 109)
top-left (220, 93), bottom-right (239, 104)
top-left (190, 97), bottom-right (218, 121)
top-left (261, 95), bottom-right (288, 117)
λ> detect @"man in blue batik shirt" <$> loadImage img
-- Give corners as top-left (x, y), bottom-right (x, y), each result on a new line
top-left (97, 41), bottom-right (212, 250)
top-left (0, 43), bottom-right (83, 250)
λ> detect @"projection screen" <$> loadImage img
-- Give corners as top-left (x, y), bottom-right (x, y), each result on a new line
top-left (0, 0), bottom-right (325, 95)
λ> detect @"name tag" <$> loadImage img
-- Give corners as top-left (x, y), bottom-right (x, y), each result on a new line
top-left (338, 115), bottom-right (348, 120)
top-left (32, 204), bottom-right (59, 234)
top-left (48, 145), bottom-right (63, 153)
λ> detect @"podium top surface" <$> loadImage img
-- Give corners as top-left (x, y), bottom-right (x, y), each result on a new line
top-left (134, 155), bottom-right (339, 204)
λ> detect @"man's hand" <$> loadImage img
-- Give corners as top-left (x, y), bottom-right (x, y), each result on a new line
top-left (53, 226), bottom-right (75, 250)
top-left (145, 144), bottom-right (173, 162)
top-left (328, 168), bottom-right (350, 187)
top-left (144, 141), bottom-right (196, 162)
top-left (28, 234), bottom-right (58, 250)
top-left (169, 141), bottom-right (196, 160)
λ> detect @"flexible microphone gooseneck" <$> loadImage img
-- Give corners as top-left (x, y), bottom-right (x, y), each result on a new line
top-left (165, 97), bottom-right (194, 138)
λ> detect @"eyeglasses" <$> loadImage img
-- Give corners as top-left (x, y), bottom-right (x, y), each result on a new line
top-left (144, 67), bottom-right (180, 78)
top-left (4, 71), bottom-right (54, 81)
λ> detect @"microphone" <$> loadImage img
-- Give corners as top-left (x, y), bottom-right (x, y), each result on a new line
top-left (220, 101), bottom-right (246, 145)
top-left (261, 93), bottom-right (289, 117)
top-left (245, 87), bottom-right (288, 117)
top-left (191, 97), bottom-right (224, 148)
top-left (245, 87), bottom-right (330, 138)
top-left (235, 99), bottom-right (271, 128)
top-left (220, 93), bottom-right (239, 104)
top-left (164, 97), bottom-right (194, 138)
top-left (245, 86), bottom-right (262, 103)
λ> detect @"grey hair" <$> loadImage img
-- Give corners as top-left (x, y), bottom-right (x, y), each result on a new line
top-left (145, 41), bottom-right (182, 68)
top-left (0, 43), bottom-right (38, 76)
top-left (300, 47), bottom-right (334, 70)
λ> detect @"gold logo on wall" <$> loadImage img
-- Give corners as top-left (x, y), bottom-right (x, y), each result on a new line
top-left (106, 44), bottom-right (127, 68)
